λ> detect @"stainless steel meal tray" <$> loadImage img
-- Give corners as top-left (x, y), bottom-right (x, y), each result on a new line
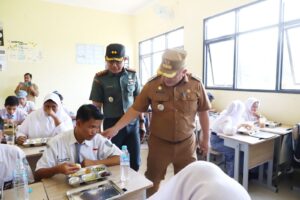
top-left (22, 138), bottom-right (48, 147)
top-left (67, 165), bottom-right (111, 186)
top-left (66, 180), bottom-right (124, 200)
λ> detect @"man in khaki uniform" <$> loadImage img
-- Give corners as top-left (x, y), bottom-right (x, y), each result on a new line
top-left (102, 48), bottom-right (211, 197)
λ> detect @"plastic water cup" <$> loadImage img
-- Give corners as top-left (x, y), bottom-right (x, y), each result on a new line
top-left (6, 135), bottom-right (15, 145)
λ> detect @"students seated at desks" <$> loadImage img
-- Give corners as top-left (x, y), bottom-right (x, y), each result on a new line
top-left (16, 90), bottom-right (35, 114)
top-left (0, 96), bottom-right (27, 125)
top-left (16, 93), bottom-right (73, 145)
top-left (34, 104), bottom-right (121, 181)
top-left (243, 97), bottom-right (260, 123)
top-left (53, 90), bottom-right (76, 120)
top-left (148, 161), bottom-right (251, 200)
top-left (210, 100), bottom-right (252, 177)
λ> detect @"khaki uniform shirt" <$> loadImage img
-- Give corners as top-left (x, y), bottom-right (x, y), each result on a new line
top-left (133, 74), bottom-right (211, 142)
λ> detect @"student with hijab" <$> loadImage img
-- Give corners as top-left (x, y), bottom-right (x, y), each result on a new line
top-left (243, 97), bottom-right (260, 122)
top-left (210, 100), bottom-right (252, 177)
top-left (16, 93), bottom-right (73, 145)
top-left (148, 161), bottom-right (251, 200)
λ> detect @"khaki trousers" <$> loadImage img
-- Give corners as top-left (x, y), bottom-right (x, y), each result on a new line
top-left (145, 134), bottom-right (197, 197)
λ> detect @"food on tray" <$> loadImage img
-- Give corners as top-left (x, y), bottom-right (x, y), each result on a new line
top-left (22, 138), bottom-right (48, 146)
top-left (67, 164), bottom-right (110, 186)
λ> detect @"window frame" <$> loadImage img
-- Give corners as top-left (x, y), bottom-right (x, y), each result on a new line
top-left (139, 27), bottom-right (184, 85)
top-left (203, 0), bottom-right (300, 94)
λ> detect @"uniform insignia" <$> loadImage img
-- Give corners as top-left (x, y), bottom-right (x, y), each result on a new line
top-left (126, 68), bottom-right (136, 73)
top-left (108, 96), bottom-right (114, 103)
top-left (95, 69), bottom-right (109, 77)
top-left (105, 140), bottom-right (113, 147)
top-left (148, 75), bottom-right (161, 82)
top-left (157, 104), bottom-right (164, 111)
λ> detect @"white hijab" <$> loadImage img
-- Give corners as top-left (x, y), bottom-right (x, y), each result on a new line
top-left (212, 100), bottom-right (245, 134)
top-left (17, 93), bottom-right (73, 139)
top-left (244, 97), bottom-right (260, 122)
top-left (148, 161), bottom-right (251, 200)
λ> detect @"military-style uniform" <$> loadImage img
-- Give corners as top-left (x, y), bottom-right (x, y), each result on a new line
top-left (132, 73), bottom-right (211, 195)
top-left (89, 68), bottom-right (141, 171)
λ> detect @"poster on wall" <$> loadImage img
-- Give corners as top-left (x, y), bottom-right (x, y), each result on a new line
top-left (7, 40), bottom-right (42, 62)
top-left (76, 44), bottom-right (104, 67)
top-left (0, 22), bottom-right (6, 71)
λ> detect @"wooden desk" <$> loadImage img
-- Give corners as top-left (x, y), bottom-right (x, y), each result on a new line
top-left (3, 182), bottom-right (48, 200)
top-left (260, 125), bottom-right (293, 187)
top-left (42, 166), bottom-right (153, 200)
top-left (219, 133), bottom-right (279, 191)
top-left (19, 145), bottom-right (46, 172)
top-left (19, 145), bottom-right (46, 157)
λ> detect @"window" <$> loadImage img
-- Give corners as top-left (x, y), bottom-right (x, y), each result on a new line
top-left (139, 28), bottom-right (184, 85)
top-left (204, 0), bottom-right (300, 93)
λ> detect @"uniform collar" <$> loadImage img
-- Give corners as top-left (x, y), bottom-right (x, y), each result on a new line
top-left (159, 74), bottom-right (190, 87)
top-left (70, 129), bottom-right (93, 147)
top-left (107, 68), bottom-right (126, 77)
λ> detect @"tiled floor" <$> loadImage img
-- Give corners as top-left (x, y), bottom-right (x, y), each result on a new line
top-left (139, 143), bottom-right (300, 200)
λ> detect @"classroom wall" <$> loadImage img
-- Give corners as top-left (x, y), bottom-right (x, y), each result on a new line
top-left (0, 0), bottom-right (135, 111)
top-left (0, 0), bottom-right (299, 125)
top-left (133, 0), bottom-right (300, 125)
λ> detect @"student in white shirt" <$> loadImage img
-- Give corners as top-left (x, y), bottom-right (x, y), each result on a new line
top-left (16, 90), bottom-right (35, 114)
top-left (0, 135), bottom-right (34, 189)
top-left (148, 161), bottom-right (251, 200)
top-left (0, 96), bottom-right (27, 125)
top-left (35, 104), bottom-right (122, 181)
top-left (243, 97), bottom-right (260, 123)
top-left (16, 93), bottom-right (73, 145)
top-left (210, 100), bottom-right (252, 177)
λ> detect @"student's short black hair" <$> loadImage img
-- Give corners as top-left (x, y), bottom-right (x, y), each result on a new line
top-left (76, 104), bottom-right (104, 122)
top-left (24, 73), bottom-right (32, 78)
top-left (4, 96), bottom-right (19, 107)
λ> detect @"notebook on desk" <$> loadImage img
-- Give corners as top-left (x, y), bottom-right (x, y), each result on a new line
top-left (237, 127), bottom-right (277, 139)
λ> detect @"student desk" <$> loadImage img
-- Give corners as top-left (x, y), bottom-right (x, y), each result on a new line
top-left (260, 126), bottom-right (293, 186)
top-left (3, 182), bottom-right (48, 200)
top-left (42, 165), bottom-right (153, 200)
top-left (19, 145), bottom-right (46, 172)
top-left (219, 133), bottom-right (279, 191)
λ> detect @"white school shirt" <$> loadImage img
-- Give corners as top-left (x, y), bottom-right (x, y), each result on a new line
top-left (35, 129), bottom-right (122, 170)
top-left (16, 108), bottom-right (73, 139)
top-left (0, 108), bottom-right (27, 122)
top-left (18, 101), bottom-right (35, 114)
top-left (0, 144), bottom-right (26, 182)
top-left (148, 161), bottom-right (251, 200)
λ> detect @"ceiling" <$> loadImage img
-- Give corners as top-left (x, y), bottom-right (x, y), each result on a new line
top-left (45, 0), bottom-right (156, 15)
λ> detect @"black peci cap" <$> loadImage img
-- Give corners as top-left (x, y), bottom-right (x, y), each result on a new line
top-left (105, 43), bottom-right (125, 61)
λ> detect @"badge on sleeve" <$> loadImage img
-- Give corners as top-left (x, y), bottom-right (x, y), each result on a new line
top-left (157, 104), bottom-right (164, 111)
top-left (108, 96), bottom-right (114, 103)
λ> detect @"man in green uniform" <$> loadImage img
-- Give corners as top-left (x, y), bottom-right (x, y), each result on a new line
top-left (89, 43), bottom-right (144, 171)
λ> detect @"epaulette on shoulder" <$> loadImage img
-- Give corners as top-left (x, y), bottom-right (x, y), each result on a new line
top-left (126, 68), bottom-right (136, 73)
top-left (189, 73), bottom-right (202, 82)
top-left (148, 74), bottom-right (161, 82)
top-left (95, 69), bottom-right (109, 77)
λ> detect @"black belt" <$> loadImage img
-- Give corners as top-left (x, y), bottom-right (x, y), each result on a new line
top-left (211, 132), bottom-right (217, 136)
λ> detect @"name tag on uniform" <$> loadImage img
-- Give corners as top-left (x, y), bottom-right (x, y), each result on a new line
top-left (58, 158), bottom-right (70, 162)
